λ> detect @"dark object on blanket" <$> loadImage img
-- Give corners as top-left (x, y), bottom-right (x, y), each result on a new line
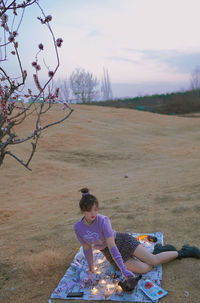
top-left (67, 291), bottom-right (84, 297)
top-left (147, 235), bottom-right (158, 242)
top-left (118, 274), bottom-right (142, 292)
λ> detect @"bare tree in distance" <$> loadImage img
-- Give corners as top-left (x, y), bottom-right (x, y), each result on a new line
top-left (190, 67), bottom-right (200, 95)
top-left (0, 0), bottom-right (73, 170)
top-left (101, 68), bottom-right (113, 101)
top-left (55, 78), bottom-right (71, 103)
top-left (69, 67), bottom-right (100, 103)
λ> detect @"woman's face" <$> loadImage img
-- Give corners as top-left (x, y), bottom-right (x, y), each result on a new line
top-left (83, 204), bottom-right (98, 224)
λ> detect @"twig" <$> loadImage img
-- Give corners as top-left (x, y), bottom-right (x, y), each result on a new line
top-left (5, 150), bottom-right (32, 171)
top-left (42, 108), bottom-right (74, 131)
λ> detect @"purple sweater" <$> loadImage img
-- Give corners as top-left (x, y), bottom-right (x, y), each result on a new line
top-left (74, 214), bottom-right (117, 250)
top-left (74, 214), bottom-right (134, 278)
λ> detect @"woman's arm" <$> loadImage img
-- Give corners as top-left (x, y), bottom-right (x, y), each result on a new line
top-left (82, 243), bottom-right (94, 272)
top-left (106, 235), bottom-right (117, 251)
top-left (74, 226), bottom-right (94, 272)
top-left (106, 235), bottom-right (134, 278)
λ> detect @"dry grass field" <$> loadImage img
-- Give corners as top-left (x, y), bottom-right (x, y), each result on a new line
top-left (0, 105), bottom-right (200, 303)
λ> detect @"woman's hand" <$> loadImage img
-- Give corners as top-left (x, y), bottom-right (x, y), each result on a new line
top-left (124, 270), bottom-right (135, 279)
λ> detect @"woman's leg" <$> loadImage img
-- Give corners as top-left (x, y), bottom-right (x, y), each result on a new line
top-left (133, 244), bottom-right (178, 266)
top-left (124, 258), bottom-right (153, 274)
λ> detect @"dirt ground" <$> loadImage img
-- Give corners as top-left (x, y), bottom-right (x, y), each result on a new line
top-left (0, 105), bottom-right (200, 303)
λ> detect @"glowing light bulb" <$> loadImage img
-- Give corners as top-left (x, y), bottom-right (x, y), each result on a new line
top-left (91, 287), bottom-right (99, 295)
top-left (100, 279), bottom-right (106, 284)
top-left (97, 258), bottom-right (104, 264)
top-left (96, 270), bottom-right (102, 274)
top-left (104, 283), bottom-right (115, 298)
top-left (107, 283), bottom-right (115, 289)
top-left (117, 285), bottom-right (123, 291)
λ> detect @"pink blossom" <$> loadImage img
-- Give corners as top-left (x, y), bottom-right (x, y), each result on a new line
top-left (8, 34), bottom-right (15, 42)
top-left (55, 88), bottom-right (59, 98)
top-left (45, 15), bottom-right (52, 22)
top-left (48, 71), bottom-right (54, 77)
top-left (38, 43), bottom-right (44, 50)
top-left (33, 74), bottom-right (42, 91)
top-left (56, 38), bottom-right (63, 47)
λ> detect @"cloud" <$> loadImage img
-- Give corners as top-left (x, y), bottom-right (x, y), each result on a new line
top-left (161, 52), bottom-right (200, 73)
top-left (137, 49), bottom-right (200, 73)
top-left (104, 56), bottom-right (138, 64)
top-left (87, 29), bottom-right (102, 38)
top-left (111, 81), bottom-right (188, 98)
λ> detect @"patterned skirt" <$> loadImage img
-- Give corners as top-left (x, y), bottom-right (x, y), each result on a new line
top-left (100, 232), bottom-right (140, 268)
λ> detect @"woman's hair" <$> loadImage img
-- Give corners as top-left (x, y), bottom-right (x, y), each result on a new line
top-left (79, 188), bottom-right (99, 212)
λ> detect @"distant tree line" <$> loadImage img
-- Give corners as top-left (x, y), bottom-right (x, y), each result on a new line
top-left (56, 66), bottom-right (200, 115)
top-left (83, 89), bottom-right (200, 115)
top-left (78, 67), bottom-right (200, 116)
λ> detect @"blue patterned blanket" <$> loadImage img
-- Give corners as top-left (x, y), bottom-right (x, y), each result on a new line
top-left (50, 232), bottom-right (164, 302)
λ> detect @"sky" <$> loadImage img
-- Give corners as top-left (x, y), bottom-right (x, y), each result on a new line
top-left (3, 0), bottom-right (200, 98)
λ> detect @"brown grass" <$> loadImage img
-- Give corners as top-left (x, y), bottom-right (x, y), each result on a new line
top-left (1, 105), bottom-right (200, 303)
top-left (26, 249), bottom-right (67, 278)
top-left (0, 209), bottom-right (16, 224)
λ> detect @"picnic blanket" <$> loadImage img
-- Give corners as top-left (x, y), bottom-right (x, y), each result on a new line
top-left (50, 232), bottom-right (164, 302)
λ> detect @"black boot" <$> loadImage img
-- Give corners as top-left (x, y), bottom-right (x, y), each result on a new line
top-left (153, 243), bottom-right (177, 255)
top-left (178, 244), bottom-right (200, 259)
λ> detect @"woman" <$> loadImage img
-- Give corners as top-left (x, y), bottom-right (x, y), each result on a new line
top-left (74, 188), bottom-right (200, 279)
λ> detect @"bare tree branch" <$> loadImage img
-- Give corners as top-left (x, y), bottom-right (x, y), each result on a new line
top-left (41, 107), bottom-right (73, 131)
top-left (0, 0), bottom-right (72, 170)
top-left (5, 150), bottom-right (32, 171)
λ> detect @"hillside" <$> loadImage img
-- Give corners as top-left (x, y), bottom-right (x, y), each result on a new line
top-left (1, 105), bottom-right (200, 303)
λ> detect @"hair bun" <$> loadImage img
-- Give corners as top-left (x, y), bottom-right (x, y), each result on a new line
top-left (80, 187), bottom-right (90, 194)
top-left (80, 187), bottom-right (90, 197)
